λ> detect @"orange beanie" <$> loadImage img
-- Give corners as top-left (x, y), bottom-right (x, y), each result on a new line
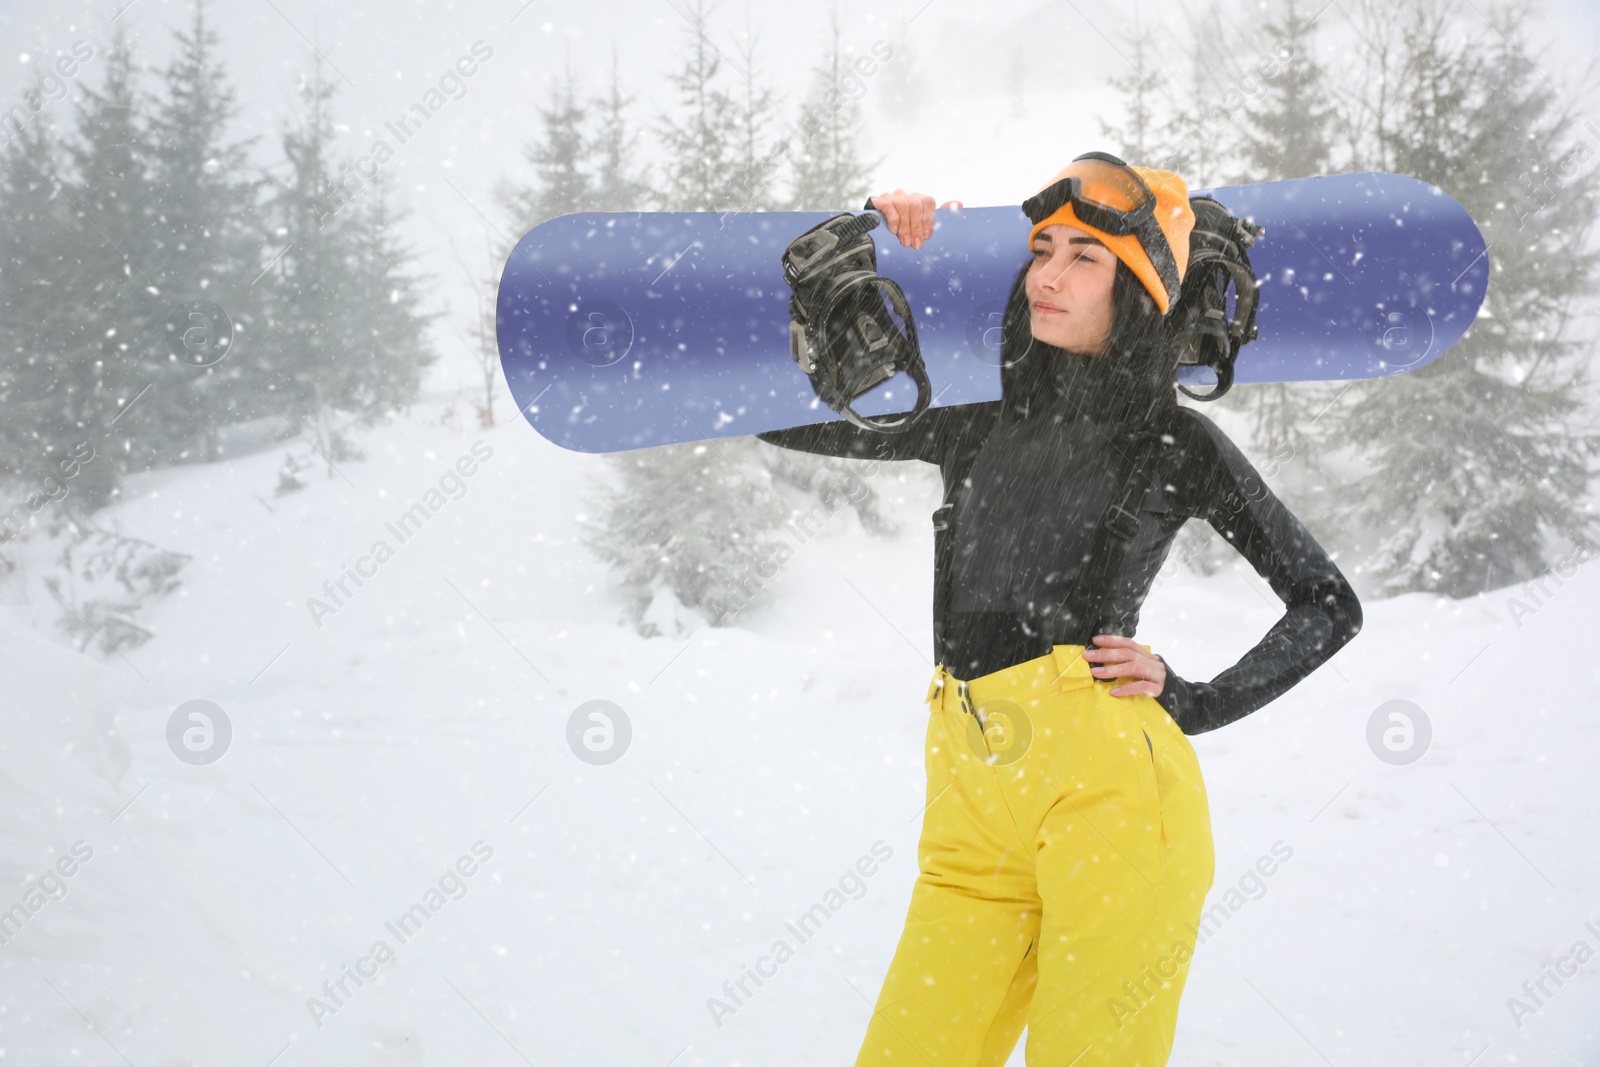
top-left (1027, 164), bottom-right (1194, 315)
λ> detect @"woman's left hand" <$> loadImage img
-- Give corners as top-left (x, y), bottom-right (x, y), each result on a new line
top-left (1085, 634), bottom-right (1166, 699)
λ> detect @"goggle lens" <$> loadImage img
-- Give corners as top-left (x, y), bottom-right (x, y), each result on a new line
top-left (1023, 154), bottom-right (1155, 232)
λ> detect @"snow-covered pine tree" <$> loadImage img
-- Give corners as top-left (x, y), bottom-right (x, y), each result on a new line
top-left (258, 57), bottom-right (432, 472)
top-left (1342, 0), bottom-right (1405, 175)
top-left (783, 9), bottom-right (882, 212)
top-left (60, 25), bottom-right (152, 509)
top-left (589, 45), bottom-right (652, 212)
top-left (653, 0), bottom-right (739, 212)
top-left (758, 445), bottom-right (905, 539)
top-left (1151, 0), bottom-right (1238, 189)
top-left (339, 171), bottom-right (435, 429)
top-left (496, 53), bottom-right (593, 235)
top-left (257, 56), bottom-right (352, 469)
top-left (1096, 15), bottom-right (1169, 166)
top-left (580, 440), bottom-right (791, 634)
top-left (482, 51), bottom-right (607, 428)
top-left (0, 113), bottom-right (86, 511)
top-left (49, 518), bottom-right (190, 655)
top-left (143, 0), bottom-right (263, 465)
top-left (1332, 0), bottom-right (1600, 596)
top-left (1203, 0), bottom-right (1348, 518)
top-left (578, 2), bottom-right (798, 629)
top-left (722, 18), bottom-right (784, 214)
top-left (1229, 0), bottom-right (1339, 184)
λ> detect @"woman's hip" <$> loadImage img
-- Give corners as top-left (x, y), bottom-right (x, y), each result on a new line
top-left (921, 644), bottom-right (1210, 868)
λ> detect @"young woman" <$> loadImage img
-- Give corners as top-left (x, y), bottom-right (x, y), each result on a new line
top-left (756, 156), bottom-right (1362, 1066)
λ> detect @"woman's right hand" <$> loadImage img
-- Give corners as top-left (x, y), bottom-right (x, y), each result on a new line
top-left (866, 190), bottom-right (964, 250)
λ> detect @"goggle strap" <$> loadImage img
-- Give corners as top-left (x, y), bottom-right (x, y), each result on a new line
top-left (1135, 214), bottom-right (1183, 311)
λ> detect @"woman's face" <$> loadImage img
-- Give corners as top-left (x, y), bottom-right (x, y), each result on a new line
top-left (1025, 223), bottom-right (1118, 356)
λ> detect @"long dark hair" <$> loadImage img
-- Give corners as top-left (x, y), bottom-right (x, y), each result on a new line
top-left (995, 256), bottom-right (1180, 438)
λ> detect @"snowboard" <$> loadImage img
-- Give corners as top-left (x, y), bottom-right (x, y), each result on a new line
top-left (497, 171), bottom-right (1487, 454)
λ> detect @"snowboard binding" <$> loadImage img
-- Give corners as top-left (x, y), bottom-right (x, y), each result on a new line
top-left (781, 212), bottom-right (933, 433)
top-left (1169, 195), bottom-right (1266, 401)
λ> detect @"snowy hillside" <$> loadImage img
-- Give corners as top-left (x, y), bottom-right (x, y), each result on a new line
top-left (0, 390), bottom-right (1595, 1066)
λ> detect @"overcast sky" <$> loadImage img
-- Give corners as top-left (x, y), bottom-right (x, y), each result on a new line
top-left (3, 0), bottom-right (1597, 393)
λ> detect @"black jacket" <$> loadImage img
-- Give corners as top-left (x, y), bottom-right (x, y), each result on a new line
top-left (755, 390), bottom-right (1362, 735)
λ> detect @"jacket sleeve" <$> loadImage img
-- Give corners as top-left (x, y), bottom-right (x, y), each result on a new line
top-left (755, 407), bottom-right (951, 465)
top-left (1152, 410), bottom-right (1363, 735)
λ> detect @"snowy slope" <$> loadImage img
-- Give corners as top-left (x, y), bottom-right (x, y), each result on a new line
top-left (0, 390), bottom-right (1595, 1066)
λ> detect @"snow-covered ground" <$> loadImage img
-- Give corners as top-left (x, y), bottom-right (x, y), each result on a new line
top-left (1, 389), bottom-right (1595, 1066)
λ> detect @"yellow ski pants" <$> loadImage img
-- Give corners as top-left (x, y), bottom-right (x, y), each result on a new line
top-left (854, 643), bottom-right (1215, 1066)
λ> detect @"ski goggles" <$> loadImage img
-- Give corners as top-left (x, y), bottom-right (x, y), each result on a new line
top-left (1022, 151), bottom-right (1186, 314)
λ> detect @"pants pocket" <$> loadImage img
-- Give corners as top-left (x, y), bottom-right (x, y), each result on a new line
top-left (1140, 724), bottom-right (1171, 850)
